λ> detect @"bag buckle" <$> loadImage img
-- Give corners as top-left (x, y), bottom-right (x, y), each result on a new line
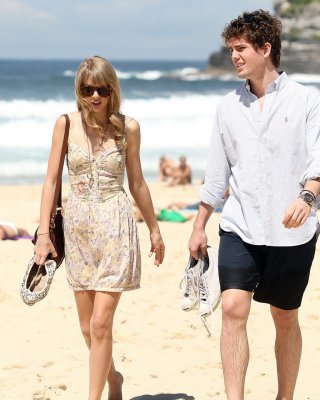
top-left (49, 213), bottom-right (56, 229)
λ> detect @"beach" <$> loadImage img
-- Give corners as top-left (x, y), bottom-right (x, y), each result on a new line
top-left (0, 182), bottom-right (320, 400)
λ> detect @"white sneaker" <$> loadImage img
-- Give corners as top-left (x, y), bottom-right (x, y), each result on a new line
top-left (198, 246), bottom-right (221, 317)
top-left (180, 255), bottom-right (200, 311)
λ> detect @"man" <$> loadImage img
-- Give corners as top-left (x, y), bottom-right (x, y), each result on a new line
top-left (170, 155), bottom-right (192, 186)
top-left (188, 10), bottom-right (320, 400)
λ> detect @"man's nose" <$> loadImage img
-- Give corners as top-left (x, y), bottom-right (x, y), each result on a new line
top-left (231, 50), bottom-right (239, 62)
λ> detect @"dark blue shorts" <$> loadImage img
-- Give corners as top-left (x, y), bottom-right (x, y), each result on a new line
top-left (218, 228), bottom-right (316, 310)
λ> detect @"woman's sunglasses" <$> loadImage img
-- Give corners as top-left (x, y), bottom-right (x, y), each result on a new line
top-left (80, 85), bottom-right (112, 98)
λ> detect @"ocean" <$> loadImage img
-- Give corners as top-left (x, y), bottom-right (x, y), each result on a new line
top-left (1, 59), bottom-right (320, 185)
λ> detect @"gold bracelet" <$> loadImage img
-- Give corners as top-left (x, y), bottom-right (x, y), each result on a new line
top-left (37, 232), bottom-right (49, 235)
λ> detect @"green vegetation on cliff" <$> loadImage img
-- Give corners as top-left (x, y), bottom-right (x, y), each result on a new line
top-left (208, 0), bottom-right (320, 73)
top-left (280, 0), bottom-right (320, 17)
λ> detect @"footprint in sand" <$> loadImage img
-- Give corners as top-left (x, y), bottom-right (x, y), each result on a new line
top-left (3, 363), bottom-right (26, 370)
top-left (42, 361), bottom-right (55, 368)
top-left (307, 314), bottom-right (319, 320)
top-left (120, 355), bottom-right (132, 362)
top-left (56, 385), bottom-right (67, 391)
top-left (32, 390), bottom-right (50, 400)
top-left (33, 384), bottom-right (67, 399)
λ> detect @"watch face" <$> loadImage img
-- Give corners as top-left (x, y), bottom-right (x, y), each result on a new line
top-left (304, 193), bottom-right (314, 203)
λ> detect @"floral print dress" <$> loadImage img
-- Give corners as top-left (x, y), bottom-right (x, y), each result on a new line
top-left (63, 141), bottom-right (141, 292)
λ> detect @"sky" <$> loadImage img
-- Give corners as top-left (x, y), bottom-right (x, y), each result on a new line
top-left (0, 0), bottom-right (273, 60)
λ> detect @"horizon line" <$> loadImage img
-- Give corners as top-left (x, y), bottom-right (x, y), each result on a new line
top-left (0, 57), bottom-right (208, 62)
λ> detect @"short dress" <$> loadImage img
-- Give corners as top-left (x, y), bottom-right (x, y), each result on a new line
top-left (63, 137), bottom-right (141, 292)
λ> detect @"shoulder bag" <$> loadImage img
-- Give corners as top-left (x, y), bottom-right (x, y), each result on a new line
top-left (20, 114), bottom-right (70, 305)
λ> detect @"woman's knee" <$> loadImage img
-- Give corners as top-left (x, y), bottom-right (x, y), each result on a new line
top-left (90, 314), bottom-right (113, 341)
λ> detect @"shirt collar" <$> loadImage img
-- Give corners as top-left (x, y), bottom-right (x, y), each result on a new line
top-left (245, 71), bottom-right (289, 94)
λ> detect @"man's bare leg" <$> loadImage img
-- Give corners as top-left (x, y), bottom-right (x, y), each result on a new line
top-left (220, 289), bottom-right (252, 400)
top-left (271, 307), bottom-right (301, 400)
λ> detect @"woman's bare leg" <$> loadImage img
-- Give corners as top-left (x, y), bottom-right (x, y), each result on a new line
top-left (74, 290), bottom-right (122, 400)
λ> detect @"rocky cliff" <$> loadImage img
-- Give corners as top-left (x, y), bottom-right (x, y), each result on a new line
top-left (208, 0), bottom-right (320, 74)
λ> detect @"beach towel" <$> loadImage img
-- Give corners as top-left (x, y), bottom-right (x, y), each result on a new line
top-left (157, 209), bottom-right (188, 222)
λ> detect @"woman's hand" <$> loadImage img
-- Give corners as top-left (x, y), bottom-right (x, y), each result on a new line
top-left (149, 231), bottom-right (165, 266)
top-left (34, 234), bottom-right (57, 265)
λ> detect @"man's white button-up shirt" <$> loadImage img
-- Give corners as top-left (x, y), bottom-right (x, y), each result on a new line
top-left (200, 72), bottom-right (320, 246)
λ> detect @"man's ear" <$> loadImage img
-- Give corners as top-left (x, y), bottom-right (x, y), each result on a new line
top-left (262, 42), bottom-right (272, 58)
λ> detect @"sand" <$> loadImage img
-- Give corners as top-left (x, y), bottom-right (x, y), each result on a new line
top-left (0, 182), bottom-right (320, 400)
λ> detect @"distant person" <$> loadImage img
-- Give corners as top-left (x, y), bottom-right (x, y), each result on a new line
top-left (0, 220), bottom-right (31, 240)
top-left (34, 55), bottom-right (165, 400)
top-left (170, 155), bottom-right (192, 186)
top-left (159, 155), bottom-right (175, 182)
top-left (188, 10), bottom-right (320, 400)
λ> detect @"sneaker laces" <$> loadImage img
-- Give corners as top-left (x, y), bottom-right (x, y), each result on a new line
top-left (184, 273), bottom-right (194, 297)
top-left (197, 261), bottom-right (215, 337)
top-left (180, 263), bottom-right (198, 295)
top-left (180, 253), bottom-right (217, 337)
top-left (199, 278), bottom-right (208, 302)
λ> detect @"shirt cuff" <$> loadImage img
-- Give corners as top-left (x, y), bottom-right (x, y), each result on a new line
top-left (199, 186), bottom-right (226, 209)
top-left (299, 171), bottom-right (320, 188)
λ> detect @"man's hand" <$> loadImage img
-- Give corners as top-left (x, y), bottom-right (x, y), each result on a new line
top-left (188, 229), bottom-right (208, 259)
top-left (282, 198), bottom-right (312, 229)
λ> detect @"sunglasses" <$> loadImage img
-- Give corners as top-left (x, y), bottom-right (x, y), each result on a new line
top-left (80, 85), bottom-right (112, 97)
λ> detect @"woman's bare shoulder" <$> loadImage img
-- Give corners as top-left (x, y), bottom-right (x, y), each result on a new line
top-left (124, 115), bottom-right (140, 133)
top-left (55, 110), bottom-right (79, 125)
top-left (68, 110), bottom-right (81, 121)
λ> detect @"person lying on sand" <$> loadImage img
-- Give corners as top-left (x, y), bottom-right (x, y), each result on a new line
top-left (0, 220), bottom-right (32, 240)
top-left (133, 204), bottom-right (193, 223)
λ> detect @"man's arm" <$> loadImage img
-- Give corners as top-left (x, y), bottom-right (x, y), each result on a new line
top-left (188, 109), bottom-right (231, 257)
top-left (283, 93), bottom-right (320, 229)
top-left (283, 179), bottom-right (320, 229)
top-left (188, 202), bottom-right (214, 259)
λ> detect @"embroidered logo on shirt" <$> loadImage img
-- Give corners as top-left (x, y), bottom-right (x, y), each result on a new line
top-left (285, 116), bottom-right (288, 122)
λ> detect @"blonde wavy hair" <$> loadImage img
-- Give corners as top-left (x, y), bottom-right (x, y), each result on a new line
top-left (75, 55), bottom-right (125, 146)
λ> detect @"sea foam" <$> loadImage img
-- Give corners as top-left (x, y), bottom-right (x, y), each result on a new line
top-left (0, 95), bottom-right (221, 148)
top-left (0, 94), bottom-right (221, 183)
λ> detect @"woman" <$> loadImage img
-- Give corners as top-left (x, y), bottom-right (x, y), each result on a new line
top-left (34, 55), bottom-right (165, 400)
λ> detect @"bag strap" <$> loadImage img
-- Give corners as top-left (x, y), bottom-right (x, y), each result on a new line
top-left (50, 114), bottom-right (70, 220)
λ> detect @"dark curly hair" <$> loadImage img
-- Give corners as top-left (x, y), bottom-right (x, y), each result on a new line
top-left (222, 10), bottom-right (282, 68)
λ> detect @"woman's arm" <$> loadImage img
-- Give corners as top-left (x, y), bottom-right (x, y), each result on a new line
top-left (34, 115), bottom-right (67, 265)
top-left (125, 117), bottom-right (165, 266)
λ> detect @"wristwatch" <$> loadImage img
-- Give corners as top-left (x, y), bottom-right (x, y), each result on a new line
top-left (299, 190), bottom-right (316, 207)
